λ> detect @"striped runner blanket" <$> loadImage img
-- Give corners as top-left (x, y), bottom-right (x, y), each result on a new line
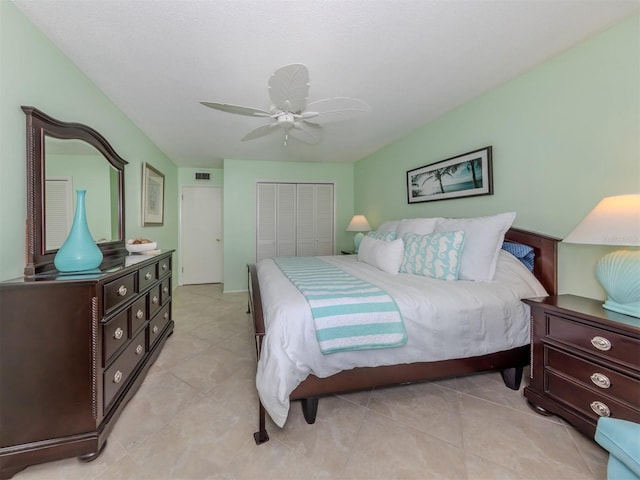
top-left (273, 257), bottom-right (407, 354)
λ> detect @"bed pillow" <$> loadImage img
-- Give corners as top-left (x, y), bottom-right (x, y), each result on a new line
top-left (377, 220), bottom-right (399, 233)
top-left (396, 217), bottom-right (441, 238)
top-left (357, 236), bottom-right (405, 274)
top-left (367, 230), bottom-right (397, 241)
top-left (399, 231), bottom-right (465, 281)
top-left (435, 212), bottom-right (516, 281)
top-left (502, 241), bottom-right (535, 272)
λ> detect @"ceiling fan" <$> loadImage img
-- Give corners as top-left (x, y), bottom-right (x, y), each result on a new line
top-left (201, 63), bottom-right (370, 146)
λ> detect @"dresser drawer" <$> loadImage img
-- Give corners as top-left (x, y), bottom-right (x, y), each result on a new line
top-left (161, 277), bottom-right (171, 305)
top-left (104, 273), bottom-right (136, 313)
top-left (158, 256), bottom-right (171, 277)
top-left (130, 296), bottom-right (147, 334)
top-left (103, 329), bottom-right (147, 410)
top-left (547, 314), bottom-right (640, 369)
top-left (103, 309), bottom-right (129, 365)
top-left (545, 372), bottom-right (640, 424)
top-left (148, 284), bottom-right (162, 318)
top-left (148, 303), bottom-right (171, 349)
top-left (138, 263), bottom-right (158, 291)
top-left (545, 347), bottom-right (640, 408)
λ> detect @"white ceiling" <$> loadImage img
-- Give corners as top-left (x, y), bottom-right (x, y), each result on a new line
top-left (12, 0), bottom-right (639, 168)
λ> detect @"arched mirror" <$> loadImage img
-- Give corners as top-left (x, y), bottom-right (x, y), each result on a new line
top-left (23, 106), bottom-right (128, 275)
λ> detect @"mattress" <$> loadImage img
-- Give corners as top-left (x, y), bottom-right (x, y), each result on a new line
top-left (255, 250), bottom-right (547, 427)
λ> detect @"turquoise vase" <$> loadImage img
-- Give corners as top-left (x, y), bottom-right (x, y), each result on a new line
top-left (54, 189), bottom-right (103, 272)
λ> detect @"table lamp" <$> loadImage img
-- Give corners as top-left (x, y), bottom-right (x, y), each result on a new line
top-left (347, 215), bottom-right (371, 253)
top-left (563, 194), bottom-right (640, 317)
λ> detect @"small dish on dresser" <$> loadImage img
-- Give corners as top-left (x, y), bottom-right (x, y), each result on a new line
top-left (125, 240), bottom-right (157, 253)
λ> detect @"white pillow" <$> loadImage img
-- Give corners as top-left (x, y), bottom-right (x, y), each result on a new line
top-left (435, 212), bottom-right (516, 281)
top-left (396, 218), bottom-right (441, 238)
top-left (377, 220), bottom-right (399, 233)
top-left (357, 236), bottom-right (405, 274)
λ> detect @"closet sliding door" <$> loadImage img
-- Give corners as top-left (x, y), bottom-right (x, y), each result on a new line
top-left (256, 182), bottom-right (334, 261)
top-left (296, 184), bottom-right (333, 256)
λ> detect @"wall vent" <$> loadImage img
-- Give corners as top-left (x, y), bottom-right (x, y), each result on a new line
top-left (195, 172), bottom-right (211, 180)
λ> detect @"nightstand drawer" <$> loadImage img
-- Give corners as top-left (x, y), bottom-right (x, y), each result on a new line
top-left (545, 346), bottom-right (640, 408)
top-left (547, 314), bottom-right (640, 368)
top-left (546, 372), bottom-right (640, 424)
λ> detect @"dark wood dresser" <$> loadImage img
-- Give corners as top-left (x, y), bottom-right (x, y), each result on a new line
top-left (0, 251), bottom-right (174, 479)
top-left (524, 294), bottom-right (640, 438)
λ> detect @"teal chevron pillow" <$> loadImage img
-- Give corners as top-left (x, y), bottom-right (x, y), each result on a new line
top-left (400, 231), bottom-right (465, 280)
top-left (367, 230), bottom-right (397, 241)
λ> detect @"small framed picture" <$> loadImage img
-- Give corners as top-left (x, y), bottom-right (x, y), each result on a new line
top-left (142, 163), bottom-right (165, 226)
top-left (407, 146), bottom-right (493, 203)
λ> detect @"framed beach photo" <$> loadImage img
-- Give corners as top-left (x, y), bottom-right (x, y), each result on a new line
top-left (142, 162), bottom-right (165, 225)
top-left (407, 146), bottom-right (493, 204)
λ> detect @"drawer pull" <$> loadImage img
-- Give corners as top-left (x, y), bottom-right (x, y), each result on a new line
top-left (590, 401), bottom-right (610, 417)
top-left (163, 287), bottom-right (169, 294)
top-left (136, 309), bottom-right (144, 319)
top-left (145, 272), bottom-right (152, 280)
top-left (117, 285), bottom-right (127, 297)
top-left (114, 327), bottom-right (124, 340)
top-left (152, 296), bottom-right (159, 305)
top-left (113, 370), bottom-right (123, 384)
top-left (136, 344), bottom-right (143, 355)
top-left (164, 312), bottom-right (169, 320)
top-left (152, 325), bottom-right (159, 334)
top-left (162, 263), bottom-right (168, 270)
top-left (590, 336), bottom-right (611, 351)
top-left (590, 373), bottom-right (611, 389)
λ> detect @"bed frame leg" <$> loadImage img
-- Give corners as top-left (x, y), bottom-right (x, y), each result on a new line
top-left (254, 400), bottom-right (270, 445)
top-left (500, 366), bottom-right (524, 390)
top-left (301, 398), bottom-right (318, 424)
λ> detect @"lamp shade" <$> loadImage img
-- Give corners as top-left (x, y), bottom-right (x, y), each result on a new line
top-left (346, 215), bottom-right (371, 232)
top-left (564, 194), bottom-right (640, 318)
top-left (564, 194), bottom-right (640, 246)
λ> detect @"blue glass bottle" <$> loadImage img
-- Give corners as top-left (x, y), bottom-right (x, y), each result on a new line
top-left (54, 189), bottom-right (103, 272)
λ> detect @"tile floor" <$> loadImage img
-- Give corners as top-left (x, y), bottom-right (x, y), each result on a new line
top-left (14, 284), bottom-right (608, 480)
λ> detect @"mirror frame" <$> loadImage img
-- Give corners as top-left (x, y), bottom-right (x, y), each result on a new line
top-left (23, 106), bottom-right (128, 276)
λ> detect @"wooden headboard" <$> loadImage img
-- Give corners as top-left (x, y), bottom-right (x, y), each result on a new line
top-left (505, 228), bottom-right (560, 296)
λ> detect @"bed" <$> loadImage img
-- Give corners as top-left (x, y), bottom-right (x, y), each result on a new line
top-left (248, 221), bottom-right (559, 444)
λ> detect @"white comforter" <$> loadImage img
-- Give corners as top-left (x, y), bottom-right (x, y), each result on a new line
top-left (255, 251), bottom-right (547, 427)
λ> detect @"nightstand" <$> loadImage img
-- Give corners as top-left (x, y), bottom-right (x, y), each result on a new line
top-left (523, 294), bottom-right (640, 438)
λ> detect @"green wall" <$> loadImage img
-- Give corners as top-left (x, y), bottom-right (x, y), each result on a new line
top-left (223, 159), bottom-right (354, 291)
top-left (0, 2), bottom-right (179, 281)
top-left (355, 15), bottom-right (640, 300)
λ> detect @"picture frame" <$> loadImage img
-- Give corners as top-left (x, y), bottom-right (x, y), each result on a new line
top-left (406, 146), bottom-right (493, 204)
top-left (142, 162), bottom-right (165, 226)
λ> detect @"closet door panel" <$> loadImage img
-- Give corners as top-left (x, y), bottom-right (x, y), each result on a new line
top-left (296, 184), bottom-right (316, 257)
top-left (276, 184), bottom-right (296, 257)
top-left (315, 184), bottom-right (334, 256)
top-left (256, 183), bottom-right (277, 262)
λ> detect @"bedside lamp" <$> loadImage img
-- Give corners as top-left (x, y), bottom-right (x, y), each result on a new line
top-left (347, 215), bottom-right (371, 253)
top-left (564, 194), bottom-right (640, 317)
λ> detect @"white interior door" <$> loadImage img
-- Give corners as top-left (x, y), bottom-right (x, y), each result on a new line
top-left (181, 186), bottom-right (223, 284)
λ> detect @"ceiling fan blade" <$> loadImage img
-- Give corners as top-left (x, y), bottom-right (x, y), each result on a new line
top-left (241, 123), bottom-right (279, 142)
top-left (200, 102), bottom-right (271, 117)
top-left (303, 97), bottom-right (371, 125)
top-left (268, 63), bottom-right (310, 113)
top-left (287, 121), bottom-right (322, 145)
